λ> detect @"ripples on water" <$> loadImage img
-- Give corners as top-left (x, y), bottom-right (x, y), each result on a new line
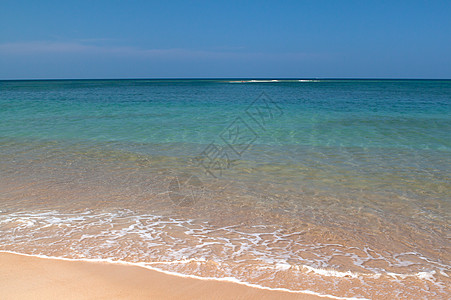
top-left (0, 79), bottom-right (450, 299)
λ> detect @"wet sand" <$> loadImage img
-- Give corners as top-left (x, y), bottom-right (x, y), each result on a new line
top-left (0, 252), bottom-right (331, 300)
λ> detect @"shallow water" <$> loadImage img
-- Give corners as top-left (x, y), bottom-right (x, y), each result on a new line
top-left (1, 79), bottom-right (450, 299)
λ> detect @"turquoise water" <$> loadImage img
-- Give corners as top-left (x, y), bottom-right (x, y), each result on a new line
top-left (1, 79), bottom-right (450, 147)
top-left (1, 79), bottom-right (450, 299)
top-left (1, 79), bottom-right (449, 198)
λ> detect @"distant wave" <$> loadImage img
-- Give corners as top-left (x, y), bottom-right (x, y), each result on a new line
top-left (227, 79), bottom-right (321, 83)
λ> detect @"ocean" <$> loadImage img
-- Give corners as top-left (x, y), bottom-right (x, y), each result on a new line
top-left (0, 79), bottom-right (450, 299)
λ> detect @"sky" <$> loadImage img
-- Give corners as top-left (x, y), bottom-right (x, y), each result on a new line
top-left (0, 0), bottom-right (450, 79)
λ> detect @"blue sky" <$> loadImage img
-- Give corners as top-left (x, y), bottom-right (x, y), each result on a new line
top-left (1, 0), bottom-right (450, 79)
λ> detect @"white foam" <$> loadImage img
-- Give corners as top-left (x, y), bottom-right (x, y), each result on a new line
top-left (0, 250), bottom-right (364, 300)
top-left (302, 265), bottom-right (366, 279)
top-left (1, 209), bottom-right (448, 299)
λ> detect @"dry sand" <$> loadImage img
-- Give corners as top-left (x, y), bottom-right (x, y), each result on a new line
top-left (0, 252), bottom-right (331, 300)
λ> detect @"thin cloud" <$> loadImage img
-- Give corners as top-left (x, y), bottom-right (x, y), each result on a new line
top-left (0, 40), bottom-right (321, 61)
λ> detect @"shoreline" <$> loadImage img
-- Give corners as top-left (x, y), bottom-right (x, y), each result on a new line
top-left (0, 252), bottom-right (335, 300)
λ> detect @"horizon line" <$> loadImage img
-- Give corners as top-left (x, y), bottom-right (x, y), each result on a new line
top-left (1, 77), bottom-right (451, 81)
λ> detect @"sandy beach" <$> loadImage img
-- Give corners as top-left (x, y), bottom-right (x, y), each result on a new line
top-left (0, 252), bottom-right (330, 300)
